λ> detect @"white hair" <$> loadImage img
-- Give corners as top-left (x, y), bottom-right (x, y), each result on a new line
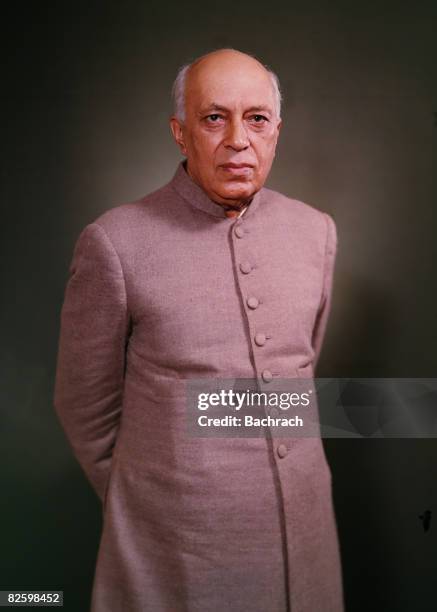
top-left (172, 50), bottom-right (282, 122)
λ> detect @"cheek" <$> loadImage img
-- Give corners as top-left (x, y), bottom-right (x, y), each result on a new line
top-left (253, 136), bottom-right (276, 163)
top-left (259, 133), bottom-right (278, 159)
top-left (192, 132), bottom-right (221, 159)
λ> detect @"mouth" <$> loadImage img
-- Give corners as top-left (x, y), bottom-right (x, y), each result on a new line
top-left (219, 163), bottom-right (254, 176)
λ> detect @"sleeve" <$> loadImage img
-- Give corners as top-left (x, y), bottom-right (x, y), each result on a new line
top-left (53, 222), bottom-right (131, 502)
top-left (311, 212), bottom-right (338, 372)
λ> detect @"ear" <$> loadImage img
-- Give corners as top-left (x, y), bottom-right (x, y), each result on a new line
top-left (276, 118), bottom-right (282, 135)
top-left (170, 117), bottom-right (188, 155)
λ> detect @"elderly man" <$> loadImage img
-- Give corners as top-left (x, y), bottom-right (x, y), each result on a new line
top-left (54, 49), bottom-right (344, 612)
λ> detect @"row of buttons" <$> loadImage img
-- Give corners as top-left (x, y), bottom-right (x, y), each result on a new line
top-left (234, 222), bottom-right (273, 385)
top-left (246, 301), bottom-right (272, 382)
top-left (234, 221), bottom-right (286, 459)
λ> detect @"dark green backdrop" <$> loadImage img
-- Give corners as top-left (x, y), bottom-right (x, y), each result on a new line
top-left (2, 2), bottom-right (437, 610)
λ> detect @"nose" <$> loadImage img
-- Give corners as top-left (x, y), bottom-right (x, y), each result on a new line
top-left (223, 118), bottom-right (250, 151)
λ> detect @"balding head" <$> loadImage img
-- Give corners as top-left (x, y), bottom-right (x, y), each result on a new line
top-left (169, 48), bottom-right (282, 208)
top-left (172, 49), bottom-right (282, 122)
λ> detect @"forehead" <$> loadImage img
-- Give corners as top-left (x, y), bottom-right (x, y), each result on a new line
top-left (186, 59), bottom-right (276, 111)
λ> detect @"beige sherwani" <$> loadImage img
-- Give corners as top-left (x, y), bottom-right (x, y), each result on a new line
top-left (54, 162), bottom-right (344, 611)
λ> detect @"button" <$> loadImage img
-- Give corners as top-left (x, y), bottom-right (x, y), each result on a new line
top-left (234, 226), bottom-right (245, 238)
top-left (277, 444), bottom-right (288, 458)
top-left (262, 369), bottom-right (273, 382)
top-left (247, 296), bottom-right (259, 310)
top-left (255, 333), bottom-right (266, 346)
top-left (270, 407), bottom-right (279, 418)
top-left (239, 262), bottom-right (252, 274)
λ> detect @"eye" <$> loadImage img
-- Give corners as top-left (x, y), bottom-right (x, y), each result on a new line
top-left (250, 114), bottom-right (268, 123)
top-left (205, 113), bottom-right (224, 123)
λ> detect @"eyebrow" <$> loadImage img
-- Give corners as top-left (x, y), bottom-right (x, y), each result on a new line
top-left (197, 104), bottom-right (227, 116)
top-left (245, 106), bottom-right (273, 114)
top-left (198, 103), bottom-right (273, 115)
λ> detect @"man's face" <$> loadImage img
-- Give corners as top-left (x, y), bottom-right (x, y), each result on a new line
top-left (170, 51), bottom-right (282, 207)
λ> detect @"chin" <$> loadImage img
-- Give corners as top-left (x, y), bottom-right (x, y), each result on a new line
top-left (218, 181), bottom-right (256, 202)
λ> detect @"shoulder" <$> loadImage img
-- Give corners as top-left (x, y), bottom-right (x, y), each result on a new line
top-left (76, 182), bottom-right (181, 257)
top-left (92, 183), bottom-right (171, 235)
top-left (261, 186), bottom-right (337, 250)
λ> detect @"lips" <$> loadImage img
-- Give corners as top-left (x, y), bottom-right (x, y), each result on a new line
top-left (220, 163), bottom-right (253, 169)
top-left (219, 163), bottom-right (254, 176)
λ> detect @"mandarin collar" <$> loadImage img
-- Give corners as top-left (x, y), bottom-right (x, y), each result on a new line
top-left (170, 160), bottom-right (263, 220)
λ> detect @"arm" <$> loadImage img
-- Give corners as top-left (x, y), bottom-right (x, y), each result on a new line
top-left (311, 213), bottom-right (338, 372)
top-left (54, 222), bottom-right (130, 502)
